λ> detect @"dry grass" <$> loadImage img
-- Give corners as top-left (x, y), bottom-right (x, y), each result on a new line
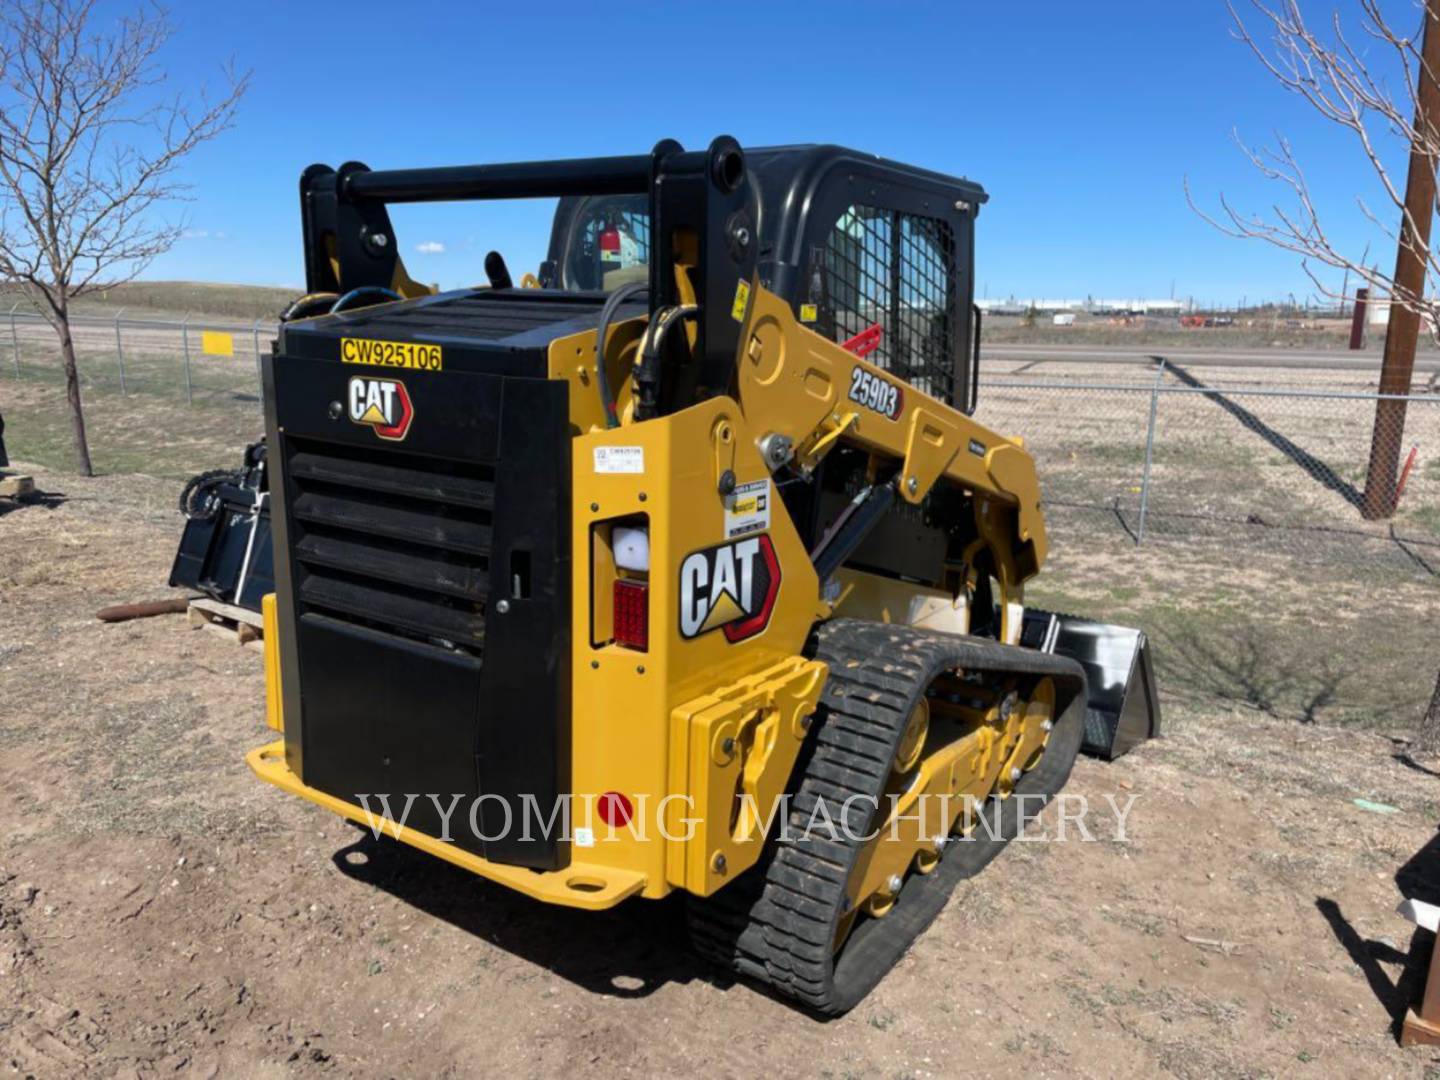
top-left (1, 381), bottom-right (260, 480)
top-left (0, 280), bottom-right (297, 322)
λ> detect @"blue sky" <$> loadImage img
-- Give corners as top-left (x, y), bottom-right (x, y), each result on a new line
top-left (138, 0), bottom-right (1421, 303)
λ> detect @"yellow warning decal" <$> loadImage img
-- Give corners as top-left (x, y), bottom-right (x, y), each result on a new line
top-left (731, 280), bottom-right (751, 323)
top-left (201, 331), bottom-right (234, 356)
top-left (799, 303), bottom-right (818, 323)
top-left (340, 338), bottom-right (443, 371)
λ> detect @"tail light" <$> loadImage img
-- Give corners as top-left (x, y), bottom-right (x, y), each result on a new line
top-left (613, 579), bottom-right (648, 650)
top-left (592, 517), bottom-right (649, 651)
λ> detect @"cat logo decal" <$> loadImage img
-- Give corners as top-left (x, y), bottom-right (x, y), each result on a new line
top-left (347, 376), bottom-right (413, 441)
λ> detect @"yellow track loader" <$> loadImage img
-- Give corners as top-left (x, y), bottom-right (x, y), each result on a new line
top-left (249, 137), bottom-right (1159, 1013)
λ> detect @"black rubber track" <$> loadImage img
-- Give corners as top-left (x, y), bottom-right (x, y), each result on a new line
top-left (687, 618), bottom-right (1088, 1015)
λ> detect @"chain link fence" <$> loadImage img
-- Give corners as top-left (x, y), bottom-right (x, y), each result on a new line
top-left (2, 308), bottom-right (273, 408)
top-left (5, 311), bottom-right (1438, 578)
top-left (975, 360), bottom-right (1439, 728)
top-left (976, 363), bottom-right (1440, 579)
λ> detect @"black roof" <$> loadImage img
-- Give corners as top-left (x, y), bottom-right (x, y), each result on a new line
top-left (741, 144), bottom-right (987, 275)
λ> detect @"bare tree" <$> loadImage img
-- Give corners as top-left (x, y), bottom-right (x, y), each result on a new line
top-left (1190, 1), bottom-right (1437, 320)
top-left (0, 0), bottom-right (247, 475)
top-left (1193, 2), bottom-right (1440, 748)
top-left (1189, 0), bottom-right (1440, 519)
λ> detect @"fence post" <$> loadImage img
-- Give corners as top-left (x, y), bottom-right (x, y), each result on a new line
top-left (8, 302), bottom-right (21, 380)
top-left (113, 309), bottom-right (127, 395)
top-left (252, 318), bottom-right (263, 410)
top-left (1136, 358), bottom-right (1167, 545)
top-left (181, 313), bottom-right (193, 405)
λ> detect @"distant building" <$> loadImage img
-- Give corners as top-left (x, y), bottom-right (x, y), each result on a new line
top-left (1360, 296), bottom-right (1438, 332)
top-left (975, 297), bottom-right (1188, 316)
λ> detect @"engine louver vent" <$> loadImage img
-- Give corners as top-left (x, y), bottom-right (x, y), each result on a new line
top-left (285, 437), bottom-right (492, 652)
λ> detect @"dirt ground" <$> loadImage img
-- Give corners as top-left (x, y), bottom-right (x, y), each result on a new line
top-left (2, 467), bottom-right (1440, 1078)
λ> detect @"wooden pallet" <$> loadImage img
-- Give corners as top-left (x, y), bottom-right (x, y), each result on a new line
top-left (188, 597), bottom-right (264, 652)
top-left (0, 473), bottom-right (34, 498)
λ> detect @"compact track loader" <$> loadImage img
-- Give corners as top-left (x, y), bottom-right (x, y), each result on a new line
top-left (249, 137), bottom-right (1159, 1013)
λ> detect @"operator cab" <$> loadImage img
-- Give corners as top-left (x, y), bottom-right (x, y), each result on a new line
top-left (539, 146), bottom-right (986, 413)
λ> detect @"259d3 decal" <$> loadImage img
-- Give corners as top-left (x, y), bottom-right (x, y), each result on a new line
top-left (679, 535), bottom-right (781, 643)
top-left (848, 367), bottom-right (904, 421)
top-left (348, 376), bottom-right (414, 441)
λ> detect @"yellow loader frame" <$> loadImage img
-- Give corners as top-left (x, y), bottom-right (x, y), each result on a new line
top-left (250, 277), bottom-right (1046, 910)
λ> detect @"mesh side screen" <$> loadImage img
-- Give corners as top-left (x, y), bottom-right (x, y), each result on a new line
top-left (810, 206), bottom-right (957, 403)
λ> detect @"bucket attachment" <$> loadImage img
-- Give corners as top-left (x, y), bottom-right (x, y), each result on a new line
top-left (1021, 609), bottom-right (1161, 760)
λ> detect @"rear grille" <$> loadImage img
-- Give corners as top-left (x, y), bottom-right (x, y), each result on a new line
top-left (286, 437), bottom-right (492, 651)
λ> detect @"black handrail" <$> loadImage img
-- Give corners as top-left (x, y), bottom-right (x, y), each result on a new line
top-left (341, 155), bottom-right (653, 203)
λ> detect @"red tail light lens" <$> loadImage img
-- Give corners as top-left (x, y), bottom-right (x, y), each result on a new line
top-left (613, 579), bottom-right (648, 650)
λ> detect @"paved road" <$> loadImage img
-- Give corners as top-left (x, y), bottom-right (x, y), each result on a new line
top-left (984, 342), bottom-right (1440, 372)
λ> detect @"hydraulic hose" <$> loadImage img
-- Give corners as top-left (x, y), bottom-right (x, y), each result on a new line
top-left (329, 287), bottom-right (401, 314)
top-left (633, 303), bottom-right (697, 421)
top-left (593, 281), bottom-right (648, 428)
top-left (279, 292), bottom-right (338, 322)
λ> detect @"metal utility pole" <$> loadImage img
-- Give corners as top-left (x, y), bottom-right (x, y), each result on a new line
top-left (1363, 0), bottom-right (1440, 519)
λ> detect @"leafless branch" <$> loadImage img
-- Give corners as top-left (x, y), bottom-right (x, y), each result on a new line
top-left (0, 0), bottom-right (248, 313)
top-left (0, 0), bottom-right (248, 474)
top-left (1193, 0), bottom-right (1440, 328)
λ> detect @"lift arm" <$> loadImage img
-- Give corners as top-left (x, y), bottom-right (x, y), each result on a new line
top-left (734, 284), bottom-right (1048, 572)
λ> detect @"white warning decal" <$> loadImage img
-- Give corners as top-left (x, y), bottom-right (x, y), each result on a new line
top-left (724, 479), bottom-right (771, 539)
top-left (594, 446), bottom-right (645, 474)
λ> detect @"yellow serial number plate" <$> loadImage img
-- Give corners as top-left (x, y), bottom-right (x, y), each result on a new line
top-left (340, 338), bottom-right (443, 371)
